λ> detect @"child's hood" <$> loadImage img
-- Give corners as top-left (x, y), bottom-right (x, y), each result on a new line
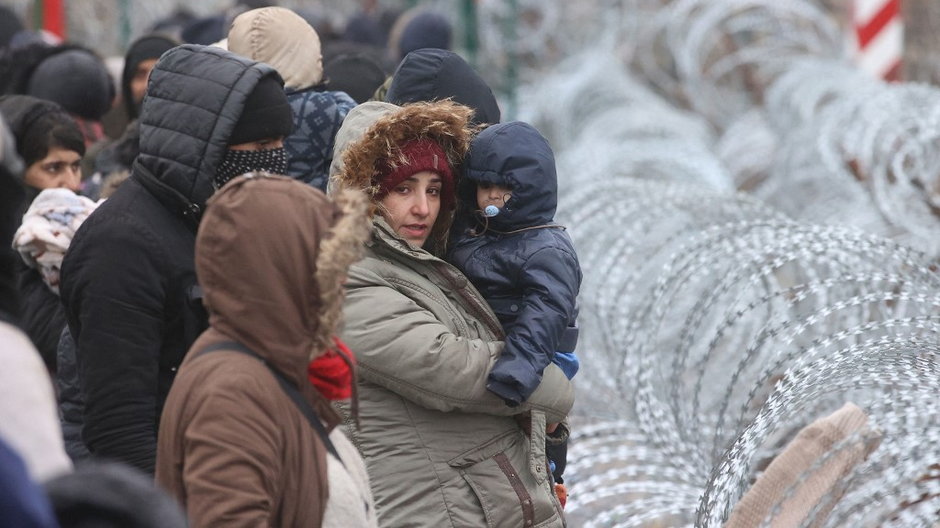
top-left (461, 121), bottom-right (557, 229)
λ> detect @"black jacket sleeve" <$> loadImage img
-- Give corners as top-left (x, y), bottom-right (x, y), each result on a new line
top-left (16, 262), bottom-right (67, 371)
top-left (61, 214), bottom-right (167, 474)
top-left (55, 326), bottom-right (90, 462)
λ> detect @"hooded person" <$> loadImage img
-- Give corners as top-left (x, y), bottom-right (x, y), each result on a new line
top-left (0, 95), bottom-right (85, 202)
top-left (447, 121), bottom-right (582, 490)
top-left (59, 44), bottom-right (293, 475)
top-left (121, 34), bottom-right (178, 122)
top-left (393, 10), bottom-right (452, 62)
top-left (0, 114), bottom-right (73, 487)
top-left (330, 100), bottom-right (573, 527)
top-left (0, 95), bottom-right (85, 371)
top-left (156, 174), bottom-right (376, 527)
top-left (228, 6), bottom-right (356, 191)
top-left (84, 34), bottom-right (179, 200)
top-left (385, 48), bottom-right (501, 127)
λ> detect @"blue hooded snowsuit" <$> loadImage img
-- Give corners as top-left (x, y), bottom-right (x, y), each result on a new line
top-left (448, 121), bottom-right (581, 407)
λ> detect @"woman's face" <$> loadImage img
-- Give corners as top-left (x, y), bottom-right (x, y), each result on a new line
top-left (24, 147), bottom-right (82, 191)
top-left (379, 170), bottom-right (441, 248)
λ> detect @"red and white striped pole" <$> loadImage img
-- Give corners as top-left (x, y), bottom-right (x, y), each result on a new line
top-left (849, 0), bottom-right (903, 81)
top-left (33, 0), bottom-right (66, 41)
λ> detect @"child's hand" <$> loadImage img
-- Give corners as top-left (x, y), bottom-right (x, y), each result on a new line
top-left (547, 422), bottom-right (559, 434)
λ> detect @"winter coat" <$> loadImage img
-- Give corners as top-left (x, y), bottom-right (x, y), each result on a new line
top-left (0, 436), bottom-right (59, 528)
top-left (226, 6), bottom-right (357, 191)
top-left (448, 121), bottom-right (582, 405)
top-left (0, 321), bottom-right (72, 482)
top-left (0, 112), bottom-right (24, 323)
top-left (55, 326), bottom-right (90, 462)
top-left (332, 102), bottom-right (573, 527)
top-left (13, 188), bottom-right (98, 371)
top-left (284, 88), bottom-right (356, 190)
top-left (0, 96), bottom-right (67, 327)
top-left (59, 45), bottom-right (284, 475)
top-left (156, 175), bottom-right (375, 528)
top-left (15, 261), bottom-right (64, 371)
top-left (45, 462), bottom-right (188, 528)
top-left (385, 48), bottom-right (501, 126)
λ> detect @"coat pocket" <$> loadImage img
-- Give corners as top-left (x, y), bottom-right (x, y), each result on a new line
top-left (448, 431), bottom-right (562, 528)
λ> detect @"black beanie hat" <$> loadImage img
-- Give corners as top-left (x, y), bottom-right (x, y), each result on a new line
top-left (122, 34), bottom-right (178, 119)
top-left (227, 74), bottom-right (293, 146)
top-left (26, 48), bottom-right (114, 121)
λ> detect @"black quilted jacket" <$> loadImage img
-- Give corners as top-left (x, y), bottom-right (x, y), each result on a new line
top-left (60, 45), bottom-right (283, 474)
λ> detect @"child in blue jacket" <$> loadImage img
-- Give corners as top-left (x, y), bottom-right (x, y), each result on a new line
top-left (448, 121), bottom-right (581, 488)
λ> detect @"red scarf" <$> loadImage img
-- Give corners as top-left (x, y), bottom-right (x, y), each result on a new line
top-left (308, 337), bottom-right (355, 400)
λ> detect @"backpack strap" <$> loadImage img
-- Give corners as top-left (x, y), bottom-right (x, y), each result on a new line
top-left (193, 340), bottom-right (343, 465)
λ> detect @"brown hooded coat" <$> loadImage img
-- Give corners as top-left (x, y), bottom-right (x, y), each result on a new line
top-left (155, 175), bottom-right (371, 527)
top-left (332, 101), bottom-right (574, 527)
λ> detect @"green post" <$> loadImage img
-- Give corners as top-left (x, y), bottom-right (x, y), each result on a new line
top-left (504, 0), bottom-right (519, 120)
top-left (119, 0), bottom-right (132, 51)
top-left (33, 0), bottom-right (42, 31)
top-left (461, 0), bottom-right (479, 68)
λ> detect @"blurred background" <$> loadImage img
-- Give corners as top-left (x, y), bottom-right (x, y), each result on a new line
top-left (6, 1), bottom-right (940, 526)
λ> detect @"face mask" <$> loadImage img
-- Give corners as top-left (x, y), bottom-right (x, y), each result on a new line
top-left (214, 147), bottom-right (288, 189)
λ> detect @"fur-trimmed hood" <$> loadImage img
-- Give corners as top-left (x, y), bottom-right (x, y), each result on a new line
top-left (195, 174), bottom-right (369, 388)
top-left (331, 100), bottom-right (475, 255)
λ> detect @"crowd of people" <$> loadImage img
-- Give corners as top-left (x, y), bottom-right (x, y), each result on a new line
top-left (0, 2), bottom-right (581, 526)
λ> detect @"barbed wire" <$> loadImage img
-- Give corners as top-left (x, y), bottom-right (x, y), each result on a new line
top-left (505, 2), bottom-right (940, 525)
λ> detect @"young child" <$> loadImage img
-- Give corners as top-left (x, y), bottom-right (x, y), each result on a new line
top-left (448, 121), bottom-right (581, 495)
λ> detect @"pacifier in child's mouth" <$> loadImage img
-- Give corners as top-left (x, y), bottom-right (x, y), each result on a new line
top-left (483, 205), bottom-right (500, 217)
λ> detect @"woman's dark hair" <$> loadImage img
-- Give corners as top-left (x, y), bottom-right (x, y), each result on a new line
top-left (20, 111), bottom-right (85, 166)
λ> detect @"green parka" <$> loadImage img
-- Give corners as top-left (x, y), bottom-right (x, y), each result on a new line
top-left (334, 101), bottom-right (574, 527)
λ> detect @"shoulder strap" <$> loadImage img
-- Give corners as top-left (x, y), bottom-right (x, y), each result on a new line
top-left (193, 341), bottom-right (344, 465)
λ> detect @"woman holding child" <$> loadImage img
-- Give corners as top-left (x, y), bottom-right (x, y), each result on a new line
top-left (331, 100), bottom-right (573, 527)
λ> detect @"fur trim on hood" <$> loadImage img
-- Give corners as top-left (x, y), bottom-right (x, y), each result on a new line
top-left (196, 174), bottom-right (370, 388)
top-left (332, 100), bottom-right (475, 256)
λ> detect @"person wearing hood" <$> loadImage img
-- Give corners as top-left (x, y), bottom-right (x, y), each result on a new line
top-left (121, 34), bottom-right (178, 123)
top-left (228, 6), bottom-right (356, 191)
top-left (59, 44), bottom-right (293, 475)
top-left (389, 9), bottom-right (452, 63)
top-left (330, 100), bottom-right (572, 527)
top-left (384, 48), bottom-right (501, 127)
top-left (0, 114), bottom-right (73, 491)
top-left (0, 96), bottom-right (84, 200)
top-left (0, 95), bottom-right (85, 372)
top-left (85, 34), bottom-right (179, 200)
top-left (156, 174), bottom-right (376, 527)
top-left (447, 121), bottom-right (582, 499)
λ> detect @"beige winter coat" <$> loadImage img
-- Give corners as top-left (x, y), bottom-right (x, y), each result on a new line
top-left (333, 101), bottom-right (574, 527)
